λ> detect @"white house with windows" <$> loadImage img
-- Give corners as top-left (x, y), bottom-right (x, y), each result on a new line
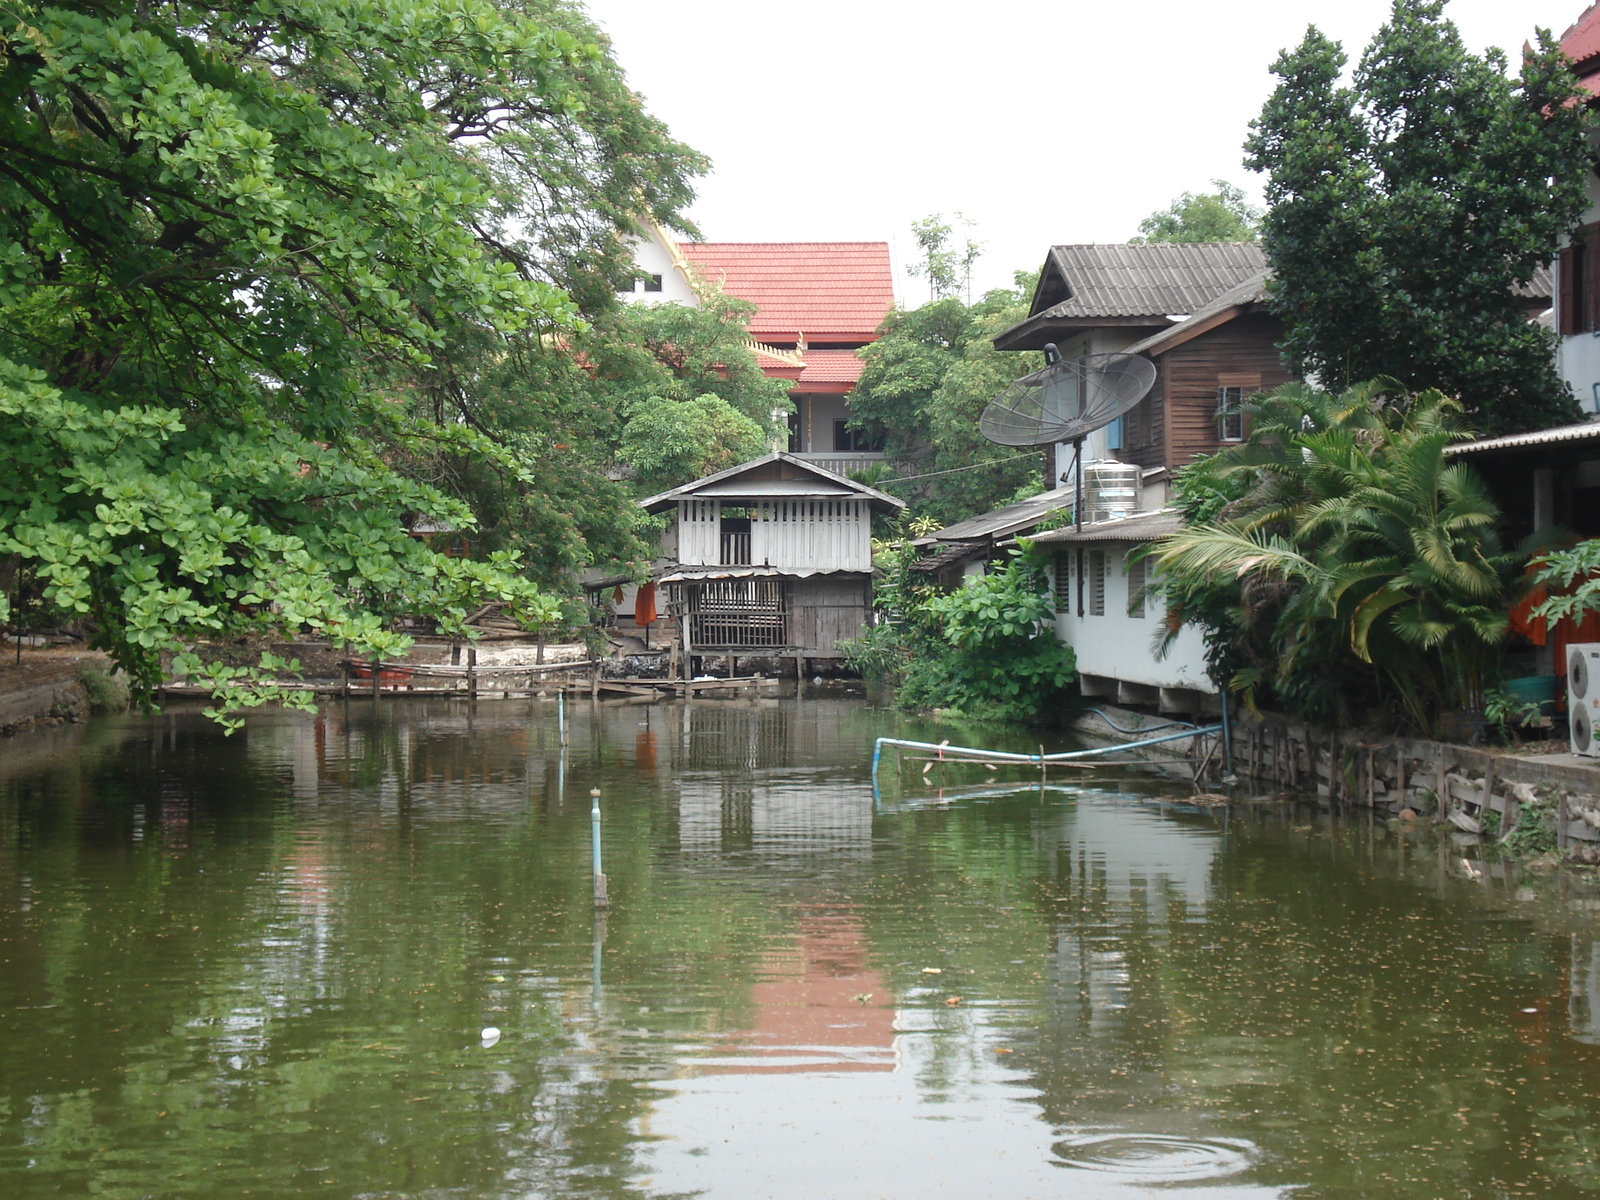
top-left (1027, 510), bottom-right (1217, 715)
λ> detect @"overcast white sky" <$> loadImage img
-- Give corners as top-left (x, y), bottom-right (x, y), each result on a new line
top-left (585, 0), bottom-right (1585, 301)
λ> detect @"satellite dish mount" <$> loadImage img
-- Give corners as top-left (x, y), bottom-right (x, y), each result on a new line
top-left (978, 343), bottom-right (1156, 530)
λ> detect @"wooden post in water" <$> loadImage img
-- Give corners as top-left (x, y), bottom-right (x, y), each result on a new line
top-left (341, 659), bottom-right (350, 699)
top-left (370, 655), bottom-right (381, 702)
top-left (590, 658), bottom-right (600, 701)
top-left (1559, 791), bottom-right (1570, 850)
top-left (1434, 746), bottom-right (1448, 821)
top-left (468, 646), bottom-right (478, 700)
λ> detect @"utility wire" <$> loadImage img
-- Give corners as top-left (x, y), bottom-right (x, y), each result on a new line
top-left (880, 448), bottom-right (1042, 484)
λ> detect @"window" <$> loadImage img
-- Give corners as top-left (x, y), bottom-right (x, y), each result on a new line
top-left (1217, 387), bottom-right (1245, 442)
top-left (642, 273), bottom-right (664, 293)
top-left (832, 420), bottom-right (884, 453)
top-left (1559, 224), bottom-right (1600, 336)
top-left (787, 410), bottom-right (803, 452)
top-left (1105, 414), bottom-right (1123, 451)
top-left (1054, 555), bottom-right (1070, 614)
top-left (1088, 550), bottom-right (1106, 616)
top-left (1126, 556), bottom-right (1146, 618)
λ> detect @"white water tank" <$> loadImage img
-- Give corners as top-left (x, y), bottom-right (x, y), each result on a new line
top-left (1083, 461), bottom-right (1141, 524)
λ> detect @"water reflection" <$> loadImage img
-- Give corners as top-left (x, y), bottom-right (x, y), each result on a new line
top-left (1, 697), bottom-right (1599, 1199)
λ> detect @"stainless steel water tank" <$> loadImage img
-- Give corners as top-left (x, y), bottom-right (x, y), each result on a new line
top-left (1083, 461), bottom-right (1141, 524)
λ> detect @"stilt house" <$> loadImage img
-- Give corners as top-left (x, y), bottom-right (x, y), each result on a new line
top-left (640, 453), bottom-right (904, 674)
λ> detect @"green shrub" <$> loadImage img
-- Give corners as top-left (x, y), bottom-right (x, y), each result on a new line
top-left (77, 661), bottom-right (130, 714)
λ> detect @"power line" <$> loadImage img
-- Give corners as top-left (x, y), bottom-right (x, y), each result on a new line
top-left (880, 448), bottom-right (1042, 484)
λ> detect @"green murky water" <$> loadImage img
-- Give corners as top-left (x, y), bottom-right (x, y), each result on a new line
top-left (2, 697), bottom-right (1600, 1199)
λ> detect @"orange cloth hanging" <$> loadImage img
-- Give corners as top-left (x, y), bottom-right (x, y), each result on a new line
top-left (634, 581), bottom-right (658, 626)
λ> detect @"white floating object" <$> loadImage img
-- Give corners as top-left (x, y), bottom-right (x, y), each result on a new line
top-left (480, 1026), bottom-right (502, 1046)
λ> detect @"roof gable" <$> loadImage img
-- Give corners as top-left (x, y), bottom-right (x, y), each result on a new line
top-left (639, 451), bottom-right (906, 514)
top-left (678, 242), bottom-right (895, 343)
top-left (1121, 271), bottom-right (1272, 357)
top-left (1030, 243), bottom-right (1267, 321)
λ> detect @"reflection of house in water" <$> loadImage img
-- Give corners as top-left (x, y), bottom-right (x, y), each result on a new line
top-left (1038, 794), bottom-right (1222, 1085)
top-left (703, 911), bottom-right (895, 1074)
top-left (669, 702), bottom-right (875, 858)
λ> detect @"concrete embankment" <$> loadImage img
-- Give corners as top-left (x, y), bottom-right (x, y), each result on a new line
top-left (0, 649), bottom-right (102, 733)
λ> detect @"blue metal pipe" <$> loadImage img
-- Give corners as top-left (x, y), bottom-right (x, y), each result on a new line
top-left (870, 726), bottom-right (1222, 787)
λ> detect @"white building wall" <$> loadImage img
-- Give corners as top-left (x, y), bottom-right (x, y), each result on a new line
top-left (618, 230), bottom-right (701, 307)
top-left (1051, 327), bottom-right (1154, 490)
top-left (1555, 126), bottom-right (1600, 417)
top-left (677, 499), bottom-right (719, 565)
top-left (752, 499), bottom-right (870, 571)
top-left (1049, 543), bottom-right (1213, 694)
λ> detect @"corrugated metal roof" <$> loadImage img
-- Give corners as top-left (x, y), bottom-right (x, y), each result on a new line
top-left (918, 485), bottom-right (1075, 543)
top-left (1036, 243), bottom-right (1266, 321)
top-left (1027, 509), bottom-right (1184, 545)
top-left (1445, 420), bottom-right (1600, 456)
top-left (638, 451), bottom-right (906, 514)
top-left (909, 541), bottom-right (986, 573)
top-left (1122, 271), bottom-right (1272, 357)
top-left (659, 565), bottom-right (863, 583)
top-left (679, 243), bottom-right (894, 342)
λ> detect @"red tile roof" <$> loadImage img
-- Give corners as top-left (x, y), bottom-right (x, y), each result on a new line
top-left (1562, 4), bottom-right (1600, 92)
top-left (679, 242), bottom-right (894, 343)
top-left (797, 349), bottom-right (865, 385)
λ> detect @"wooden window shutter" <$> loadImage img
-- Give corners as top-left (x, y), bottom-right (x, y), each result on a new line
top-left (1585, 222), bottom-right (1600, 333)
top-left (1054, 555), bottom-right (1070, 614)
top-left (1560, 243), bottom-right (1583, 336)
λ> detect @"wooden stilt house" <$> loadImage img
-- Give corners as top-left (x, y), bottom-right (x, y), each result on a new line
top-left (640, 453), bottom-right (905, 675)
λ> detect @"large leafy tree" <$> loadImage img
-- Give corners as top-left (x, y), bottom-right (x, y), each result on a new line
top-left (848, 274), bottom-right (1044, 525)
top-left (1130, 180), bottom-right (1261, 244)
top-left (1244, 0), bottom-right (1589, 435)
top-left (0, 0), bottom-right (704, 719)
top-left (402, 293), bottom-right (790, 584)
top-left (1151, 381), bottom-right (1522, 732)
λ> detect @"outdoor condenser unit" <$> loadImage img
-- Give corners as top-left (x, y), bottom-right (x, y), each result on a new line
top-left (1569, 643), bottom-right (1600, 757)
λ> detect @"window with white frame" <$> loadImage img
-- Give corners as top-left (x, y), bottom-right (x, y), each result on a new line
top-left (1216, 386), bottom-right (1245, 442)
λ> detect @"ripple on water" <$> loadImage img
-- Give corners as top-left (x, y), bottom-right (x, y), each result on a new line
top-left (1051, 1131), bottom-right (1255, 1182)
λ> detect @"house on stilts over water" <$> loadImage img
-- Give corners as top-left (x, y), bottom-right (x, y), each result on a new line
top-left (640, 452), bottom-right (904, 678)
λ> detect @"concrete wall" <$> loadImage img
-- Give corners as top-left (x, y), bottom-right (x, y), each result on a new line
top-left (1049, 542), bottom-right (1214, 700)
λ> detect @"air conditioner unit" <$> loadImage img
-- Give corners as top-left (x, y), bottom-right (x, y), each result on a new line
top-left (1570, 643), bottom-right (1600, 756)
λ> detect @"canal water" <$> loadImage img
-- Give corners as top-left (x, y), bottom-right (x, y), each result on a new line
top-left (2, 697), bottom-right (1600, 1199)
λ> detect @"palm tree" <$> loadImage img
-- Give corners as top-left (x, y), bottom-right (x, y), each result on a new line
top-left (1151, 381), bottom-right (1517, 732)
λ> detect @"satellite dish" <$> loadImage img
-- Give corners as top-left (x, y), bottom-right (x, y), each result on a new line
top-left (979, 348), bottom-right (1156, 447)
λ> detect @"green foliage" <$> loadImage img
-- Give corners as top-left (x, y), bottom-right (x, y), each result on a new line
top-left (1152, 381), bottom-right (1518, 732)
top-left (906, 213), bottom-right (983, 303)
top-left (0, 0), bottom-right (701, 720)
top-left (76, 660), bottom-right (129, 714)
top-left (1483, 687), bottom-right (1543, 746)
top-left (843, 541), bottom-right (1075, 723)
top-left (1244, 0), bottom-right (1589, 434)
top-left (1130, 180), bottom-right (1261, 243)
top-left (1531, 539), bottom-right (1600, 627)
top-left (1504, 792), bottom-right (1558, 858)
top-left (619, 395), bottom-right (768, 494)
top-left (849, 274), bottom-right (1044, 526)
